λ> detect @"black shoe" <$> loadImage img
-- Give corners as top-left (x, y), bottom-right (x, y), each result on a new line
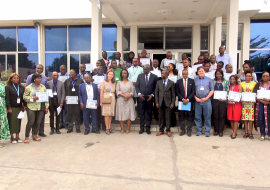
top-left (56, 130), bottom-right (61, 134)
top-left (84, 131), bottom-right (89, 135)
top-left (187, 131), bottom-right (192, 137)
top-left (146, 130), bottom-right (151, 135)
top-left (49, 131), bottom-right (54, 135)
top-left (213, 132), bottom-right (218, 136)
top-left (65, 125), bottom-right (68, 130)
top-left (92, 130), bottom-right (100, 134)
top-left (219, 133), bottom-right (223, 137)
top-left (67, 129), bottom-right (73, 133)
top-left (179, 130), bottom-right (185, 136)
top-left (59, 125), bottom-right (65, 129)
top-left (139, 129), bottom-right (144, 134)
top-left (38, 133), bottom-right (47, 137)
top-left (76, 129), bottom-right (81, 133)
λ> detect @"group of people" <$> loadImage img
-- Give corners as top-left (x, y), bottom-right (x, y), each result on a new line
top-left (0, 45), bottom-right (269, 147)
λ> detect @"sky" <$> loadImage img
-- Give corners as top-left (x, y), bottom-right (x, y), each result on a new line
top-left (0, 0), bottom-right (269, 21)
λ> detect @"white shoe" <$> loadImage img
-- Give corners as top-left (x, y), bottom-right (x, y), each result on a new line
top-left (11, 140), bottom-right (17, 144)
top-left (17, 139), bottom-right (22, 143)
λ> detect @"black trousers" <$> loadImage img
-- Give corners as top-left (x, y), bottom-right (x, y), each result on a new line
top-left (159, 100), bottom-right (171, 132)
top-left (179, 109), bottom-right (193, 132)
top-left (139, 99), bottom-right (153, 130)
top-left (97, 106), bottom-right (105, 130)
top-left (26, 108), bottom-right (44, 137)
top-left (67, 104), bottom-right (81, 130)
top-left (49, 102), bottom-right (60, 131)
top-left (212, 100), bottom-right (227, 133)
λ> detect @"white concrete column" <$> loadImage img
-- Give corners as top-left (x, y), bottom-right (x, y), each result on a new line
top-left (117, 26), bottom-right (123, 55)
top-left (192, 24), bottom-right (200, 65)
top-left (214, 16), bottom-right (222, 55)
top-left (226, 0), bottom-right (239, 73)
top-left (209, 23), bottom-right (214, 55)
top-left (241, 18), bottom-right (250, 72)
top-left (37, 23), bottom-right (43, 66)
top-left (91, 0), bottom-right (102, 66)
top-left (130, 26), bottom-right (138, 57)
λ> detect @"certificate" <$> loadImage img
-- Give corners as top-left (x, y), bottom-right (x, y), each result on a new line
top-left (224, 73), bottom-right (233, 81)
top-left (57, 106), bottom-right (62, 115)
top-left (58, 76), bottom-right (69, 82)
top-left (178, 102), bottom-right (191, 111)
top-left (168, 75), bottom-right (177, 83)
top-left (46, 89), bottom-right (53, 97)
top-left (164, 59), bottom-right (175, 67)
top-left (66, 96), bottom-right (78, 104)
top-left (150, 71), bottom-right (161, 77)
top-left (36, 92), bottom-right (49, 102)
top-left (17, 111), bottom-right (26, 119)
top-left (176, 63), bottom-right (183, 70)
top-left (86, 100), bottom-right (97, 109)
top-left (205, 72), bottom-right (215, 80)
top-left (242, 92), bottom-right (256, 102)
top-left (93, 76), bottom-right (104, 84)
top-left (257, 90), bottom-right (270, 99)
top-left (140, 58), bottom-right (150, 66)
top-left (192, 64), bottom-right (203, 72)
top-left (213, 91), bottom-right (227, 100)
top-left (188, 74), bottom-right (195, 79)
top-left (85, 64), bottom-right (93, 71)
top-left (228, 91), bottom-right (241, 102)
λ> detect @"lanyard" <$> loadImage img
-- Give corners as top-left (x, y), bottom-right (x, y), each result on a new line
top-left (32, 84), bottom-right (39, 95)
top-left (13, 84), bottom-right (19, 96)
top-left (245, 82), bottom-right (251, 92)
top-left (109, 84), bottom-right (112, 92)
top-left (53, 81), bottom-right (58, 92)
top-left (217, 82), bottom-right (221, 90)
top-left (261, 82), bottom-right (270, 90)
top-left (230, 85), bottom-right (236, 91)
top-left (71, 79), bottom-right (77, 88)
top-left (200, 77), bottom-right (205, 87)
top-left (133, 67), bottom-right (138, 75)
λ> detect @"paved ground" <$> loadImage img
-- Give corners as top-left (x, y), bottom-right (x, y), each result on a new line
top-left (0, 116), bottom-right (270, 190)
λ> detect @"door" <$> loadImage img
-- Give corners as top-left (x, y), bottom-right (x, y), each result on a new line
top-left (153, 54), bottom-right (166, 67)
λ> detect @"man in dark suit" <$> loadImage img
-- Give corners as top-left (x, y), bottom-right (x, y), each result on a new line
top-left (79, 74), bottom-right (100, 135)
top-left (47, 71), bottom-right (65, 135)
top-left (155, 70), bottom-right (175, 137)
top-left (151, 59), bottom-right (162, 120)
top-left (99, 51), bottom-right (109, 74)
top-left (135, 64), bottom-right (158, 135)
top-left (176, 69), bottom-right (195, 137)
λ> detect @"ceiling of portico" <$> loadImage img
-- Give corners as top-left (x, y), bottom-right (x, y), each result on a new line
top-left (99, 0), bottom-right (229, 26)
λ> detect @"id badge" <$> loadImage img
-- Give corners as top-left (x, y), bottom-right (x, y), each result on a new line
top-left (116, 77), bottom-right (119, 80)
top-left (17, 98), bottom-right (20, 104)
top-left (200, 86), bottom-right (204, 90)
top-left (53, 91), bottom-right (57, 95)
top-left (30, 98), bottom-right (33, 102)
top-left (132, 76), bottom-right (136, 79)
top-left (72, 87), bottom-right (75, 92)
top-left (109, 92), bottom-right (113, 97)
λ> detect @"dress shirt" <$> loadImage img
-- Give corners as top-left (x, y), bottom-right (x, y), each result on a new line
top-left (153, 67), bottom-right (159, 71)
top-left (58, 72), bottom-right (69, 76)
top-left (178, 67), bottom-right (196, 80)
top-left (216, 54), bottom-right (233, 69)
top-left (183, 78), bottom-right (188, 99)
top-left (77, 72), bottom-right (90, 81)
top-left (163, 79), bottom-right (168, 87)
top-left (86, 83), bottom-right (93, 100)
top-left (26, 73), bottom-right (47, 86)
top-left (209, 63), bottom-right (217, 72)
top-left (194, 76), bottom-right (214, 98)
top-left (128, 66), bottom-right (143, 82)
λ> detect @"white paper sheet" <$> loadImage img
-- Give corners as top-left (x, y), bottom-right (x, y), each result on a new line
top-left (85, 64), bottom-right (93, 71)
top-left (57, 106), bottom-right (62, 115)
top-left (17, 111), bottom-right (26, 119)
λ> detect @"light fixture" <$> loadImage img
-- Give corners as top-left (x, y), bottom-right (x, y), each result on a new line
top-left (193, 0), bottom-right (198, 2)
top-left (162, 2), bottom-right (166, 4)
top-left (133, 12), bottom-right (137, 14)
top-left (163, 18), bottom-right (167, 20)
top-left (157, 10), bottom-right (173, 15)
top-left (189, 18), bottom-right (192, 19)
top-left (129, 3), bottom-right (133, 5)
top-left (191, 10), bottom-right (195, 12)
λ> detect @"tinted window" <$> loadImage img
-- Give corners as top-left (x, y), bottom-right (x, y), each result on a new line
top-left (0, 27), bottom-right (16, 51)
top-left (18, 27), bottom-right (38, 52)
top-left (45, 26), bottom-right (67, 51)
top-left (81, 54), bottom-right (90, 64)
top-left (166, 27), bottom-right (192, 49)
top-left (139, 28), bottom-right (163, 49)
top-left (102, 25), bottom-right (117, 51)
top-left (70, 54), bottom-right (79, 74)
top-left (69, 25), bottom-right (91, 51)
top-left (250, 21), bottom-right (270, 49)
top-left (18, 53), bottom-right (39, 82)
top-left (201, 26), bottom-right (209, 50)
top-left (250, 50), bottom-right (270, 73)
top-left (45, 53), bottom-right (67, 77)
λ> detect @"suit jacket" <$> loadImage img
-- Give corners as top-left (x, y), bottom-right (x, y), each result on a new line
top-left (46, 80), bottom-right (65, 105)
top-left (135, 73), bottom-right (158, 100)
top-left (155, 79), bottom-right (175, 107)
top-left (78, 82), bottom-right (100, 109)
top-left (64, 78), bottom-right (84, 96)
top-left (176, 78), bottom-right (195, 102)
top-left (99, 59), bottom-right (108, 74)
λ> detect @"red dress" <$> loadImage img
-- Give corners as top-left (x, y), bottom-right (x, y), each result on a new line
top-left (227, 85), bottom-right (242, 121)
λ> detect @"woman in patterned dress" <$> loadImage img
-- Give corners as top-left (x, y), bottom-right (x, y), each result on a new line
top-left (0, 82), bottom-right (10, 148)
top-left (240, 70), bottom-right (257, 139)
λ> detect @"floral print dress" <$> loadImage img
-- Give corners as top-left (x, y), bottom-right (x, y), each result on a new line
top-left (0, 83), bottom-right (10, 140)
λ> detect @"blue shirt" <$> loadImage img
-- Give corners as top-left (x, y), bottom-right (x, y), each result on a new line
top-left (26, 73), bottom-right (47, 87)
top-left (216, 54), bottom-right (233, 69)
top-left (194, 76), bottom-right (214, 98)
top-left (58, 72), bottom-right (69, 76)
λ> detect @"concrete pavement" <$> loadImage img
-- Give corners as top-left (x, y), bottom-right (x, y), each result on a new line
top-left (0, 116), bottom-right (269, 190)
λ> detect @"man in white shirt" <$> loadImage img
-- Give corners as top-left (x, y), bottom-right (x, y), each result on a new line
top-left (216, 46), bottom-right (233, 69)
top-left (177, 58), bottom-right (196, 80)
top-left (160, 51), bottom-right (178, 70)
top-left (209, 55), bottom-right (217, 72)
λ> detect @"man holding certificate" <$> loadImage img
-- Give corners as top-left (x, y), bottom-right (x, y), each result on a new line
top-left (177, 59), bottom-right (196, 80)
top-left (160, 51), bottom-right (177, 70)
top-left (194, 66), bottom-right (214, 137)
top-left (155, 70), bottom-right (175, 137)
top-left (64, 69), bottom-right (84, 133)
top-left (79, 74), bottom-right (100, 135)
top-left (47, 72), bottom-right (65, 135)
top-left (138, 49), bottom-right (152, 67)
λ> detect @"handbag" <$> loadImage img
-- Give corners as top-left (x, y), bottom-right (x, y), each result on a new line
top-left (102, 97), bottom-right (112, 104)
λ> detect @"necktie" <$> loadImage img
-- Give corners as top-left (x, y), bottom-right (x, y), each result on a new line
top-left (184, 79), bottom-right (187, 99)
top-left (163, 80), bottom-right (166, 91)
top-left (145, 74), bottom-right (148, 85)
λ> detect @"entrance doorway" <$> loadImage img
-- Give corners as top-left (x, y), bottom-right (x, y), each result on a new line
top-left (153, 54), bottom-right (166, 67)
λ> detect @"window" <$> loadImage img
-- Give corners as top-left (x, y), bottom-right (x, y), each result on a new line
top-left (45, 26), bottom-right (67, 51)
top-left (166, 27), bottom-right (192, 49)
top-left (0, 27), bottom-right (16, 51)
top-left (221, 24), bottom-right (242, 50)
top-left (45, 53), bottom-right (67, 77)
top-left (18, 27), bottom-right (38, 52)
top-left (138, 28), bottom-right (163, 49)
top-left (69, 25), bottom-right (91, 51)
top-left (102, 25), bottom-right (117, 51)
top-left (18, 53), bottom-right (39, 82)
top-left (201, 26), bottom-right (209, 50)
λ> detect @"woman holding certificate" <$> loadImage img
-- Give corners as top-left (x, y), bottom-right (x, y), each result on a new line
top-left (254, 72), bottom-right (270, 141)
top-left (115, 69), bottom-right (136, 133)
top-left (23, 74), bottom-right (49, 144)
top-left (99, 69), bottom-right (116, 135)
top-left (240, 70), bottom-right (257, 139)
top-left (212, 69), bottom-right (229, 137)
top-left (227, 75), bottom-right (242, 139)
top-left (5, 73), bottom-right (26, 143)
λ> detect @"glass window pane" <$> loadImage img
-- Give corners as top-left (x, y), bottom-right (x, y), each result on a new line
top-left (250, 50), bottom-right (270, 73)
top-left (7, 54), bottom-right (16, 73)
top-left (69, 25), bottom-right (91, 51)
top-left (221, 24), bottom-right (242, 50)
top-left (18, 27), bottom-right (38, 52)
top-left (81, 54), bottom-right (90, 64)
top-left (123, 28), bottom-right (130, 51)
top-left (102, 25), bottom-right (117, 51)
top-left (18, 53), bottom-right (39, 82)
top-left (201, 26), bottom-right (209, 50)
top-left (70, 54), bottom-right (79, 74)
top-left (45, 26), bottom-right (67, 51)
top-left (0, 27), bottom-right (16, 52)
top-left (45, 53), bottom-right (67, 77)
top-left (250, 21), bottom-right (270, 49)
top-left (0, 55), bottom-right (5, 80)
top-left (139, 28), bottom-right (163, 49)
top-left (166, 27), bottom-right (192, 49)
